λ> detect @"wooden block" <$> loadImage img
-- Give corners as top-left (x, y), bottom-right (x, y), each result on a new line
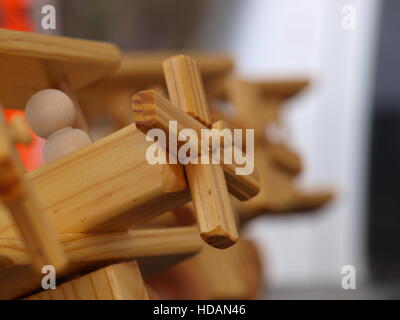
top-left (26, 262), bottom-right (149, 300)
top-left (163, 55), bottom-right (238, 248)
top-left (0, 29), bottom-right (121, 109)
top-left (0, 124), bottom-right (190, 236)
top-left (0, 226), bottom-right (202, 299)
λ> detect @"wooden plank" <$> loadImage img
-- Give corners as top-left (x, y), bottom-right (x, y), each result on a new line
top-left (0, 28), bottom-right (121, 109)
top-left (163, 55), bottom-right (238, 248)
top-left (0, 226), bottom-right (201, 299)
top-left (26, 262), bottom-right (149, 300)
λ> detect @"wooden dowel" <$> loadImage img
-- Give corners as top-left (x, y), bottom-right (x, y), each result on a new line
top-left (133, 90), bottom-right (260, 200)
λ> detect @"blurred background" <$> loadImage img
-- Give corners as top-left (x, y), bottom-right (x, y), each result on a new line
top-left (1, 0), bottom-right (399, 299)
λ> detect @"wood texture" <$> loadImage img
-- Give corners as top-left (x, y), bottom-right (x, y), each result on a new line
top-left (26, 261), bottom-right (149, 300)
top-left (132, 90), bottom-right (260, 200)
top-left (0, 28), bottom-right (120, 109)
top-left (78, 52), bottom-right (233, 132)
top-left (163, 55), bottom-right (238, 248)
top-left (0, 108), bottom-right (66, 272)
top-left (0, 125), bottom-right (190, 236)
top-left (164, 55), bottom-right (211, 126)
top-left (0, 226), bottom-right (201, 299)
top-left (115, 52), bottom-right (233, 89)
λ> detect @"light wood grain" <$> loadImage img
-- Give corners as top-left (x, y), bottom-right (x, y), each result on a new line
top-left (0, 28), bottom-right (120, 109)
top-left (26, 261), bottom-right (149, 300)
top-left (0, 226), bottom-right (201, 299)
top-left (0, 124), bottom-right (190, 236)
top-left (0, 108), bottom-right (66, 272)
top-left (133, 90), bottom-right (260, 201)
top-left (78, 52), bottom-right (233, 131)
top-left (163, 55), bottom-right (238, 248)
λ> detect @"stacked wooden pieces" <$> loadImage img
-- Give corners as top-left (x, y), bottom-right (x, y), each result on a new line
top-left (0, 28), bottom-right (333, 300)
top-left (211, 78), bottom-right (333, 219)
top-left (0, 30), bottom-right (206, 299)
top-left (0, 30), bottom-right (261, 300)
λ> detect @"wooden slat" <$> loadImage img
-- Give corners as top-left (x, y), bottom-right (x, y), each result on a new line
top-left (163, 55), bottom-right (238, 248)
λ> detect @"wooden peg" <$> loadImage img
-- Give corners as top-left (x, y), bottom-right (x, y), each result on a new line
top-left (25, 89), bottom-right (92, 163)
top-left (164, 55), bottom-right (212, 127)
top-left (0, 107), bottom-right (67, 273)
top-left (163, 55), bottom-right (238, 248)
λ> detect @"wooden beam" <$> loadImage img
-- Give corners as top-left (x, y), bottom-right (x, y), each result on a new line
top-left (0, 124), bottom-right (190, 236)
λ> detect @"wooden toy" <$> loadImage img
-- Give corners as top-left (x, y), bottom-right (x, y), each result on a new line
top-left (211, 78), bottom-right (333, 219)
top-left (0, 29), bottom-right (261, 300)
top-left (0, 28), bottom-right (334, 300)
top-left (25, 89), bottom-right (92, 163)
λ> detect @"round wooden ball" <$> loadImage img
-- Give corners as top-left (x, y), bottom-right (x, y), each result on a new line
top-left (43, 128), bottom-right (92, 163)
top-left (25, 89), bottom-right (76, 138)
